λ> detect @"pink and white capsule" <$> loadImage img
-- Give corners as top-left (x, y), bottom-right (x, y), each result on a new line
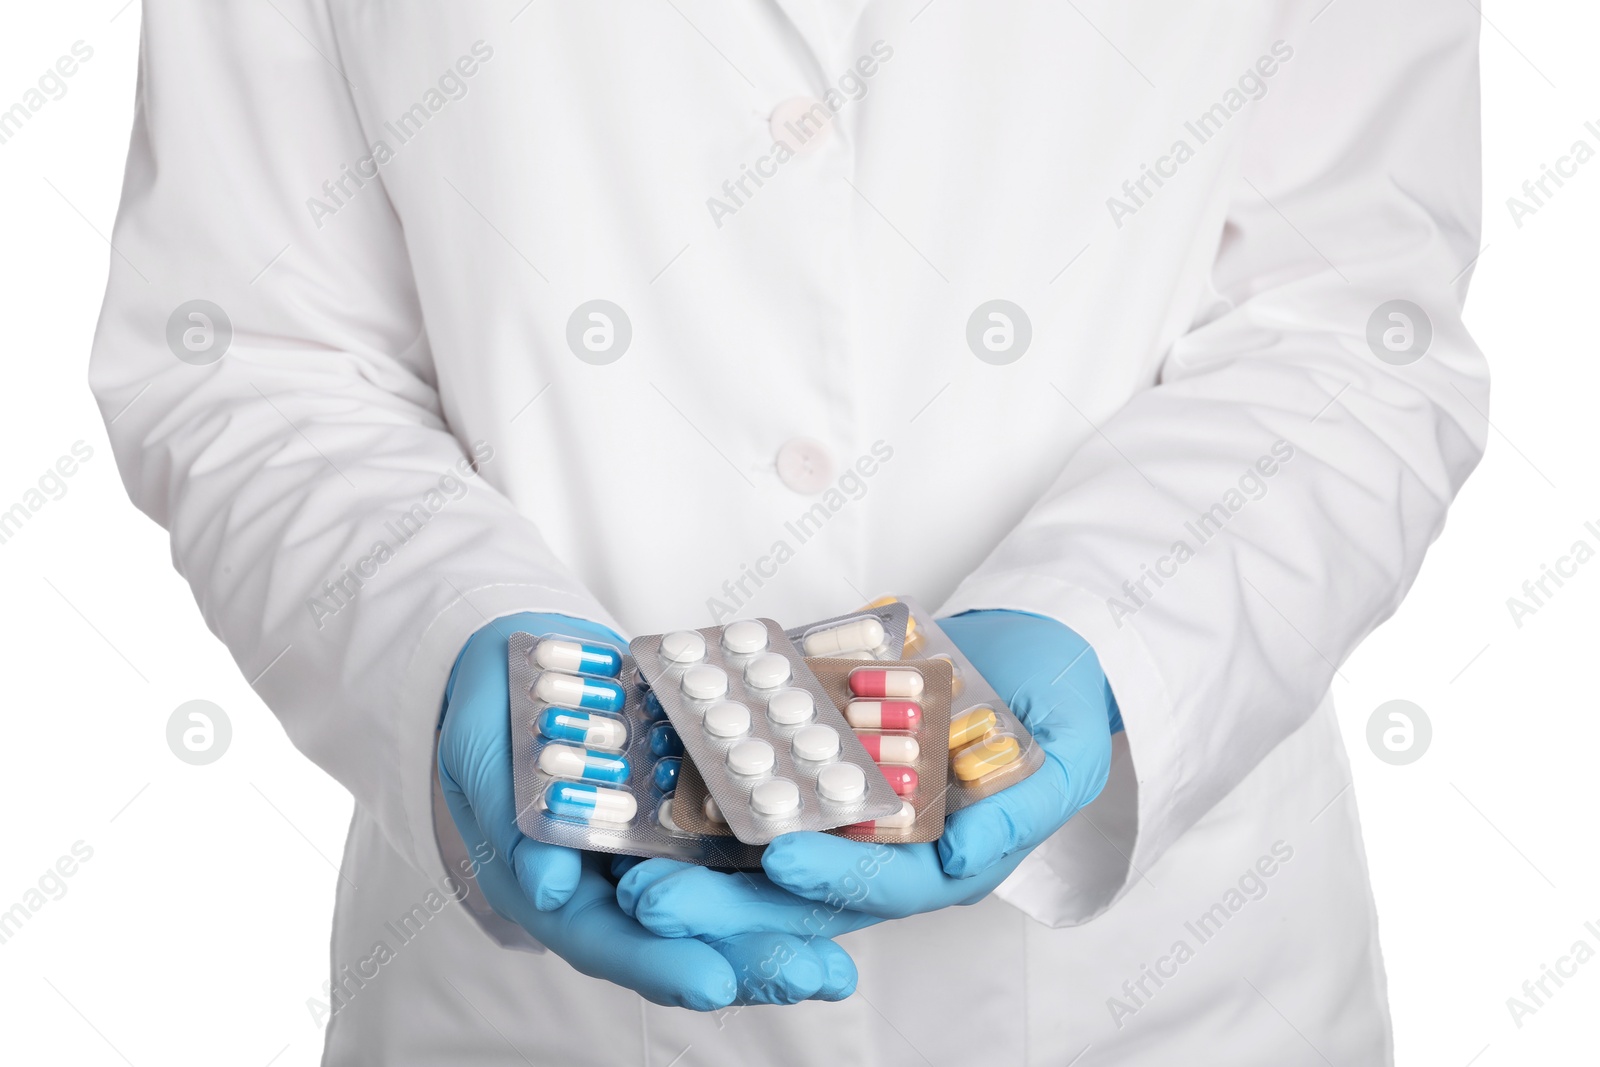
top-left (848, 668), bottom-right (924, 699)
top-left (857, 733), bottom-right (920, 763)
top-left (844, 700), bottom-right (921, 731)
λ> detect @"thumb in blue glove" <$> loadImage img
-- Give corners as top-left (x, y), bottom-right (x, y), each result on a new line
top-left (935, 608), bottom-right (1118, 878)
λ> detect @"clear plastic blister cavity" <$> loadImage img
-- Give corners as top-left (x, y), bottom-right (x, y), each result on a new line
top-left (784, 601), bottom-right (911, 661)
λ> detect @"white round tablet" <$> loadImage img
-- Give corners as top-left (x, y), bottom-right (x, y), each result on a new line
top-left (727, 738), bottom-right (775, 777)
top-left (660, 630), bottom-right (707, 664)
top-left (721, 619), bottom-right (768, 655)
top-left (702, 700), bottom-right (751, 739)
top-left (791, 724), bottom-right (840, 762)
top-left (680, 664), bottom-right (728, 701)
top-left (766, 688), bottom-right (815, 726)
top-left (816, 762), bottom-right (867, 803)
top-left (744, 652), bottom-right (791, 689)
top-left (750, 778), bottom-right (801, 817)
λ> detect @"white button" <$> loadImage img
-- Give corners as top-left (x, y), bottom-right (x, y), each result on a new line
top-left (722, 619), bottom-right (769, 655)
top-left (750, 777), bottom-right (801, 817)
top-left (681, 664), bottom-right (728, 701)
top-left (776, 438), bottom-right (836, 495)
top-left (744, 651), bottom-right (792, 689)
top-left (728, 738), bottom-right (775, 776)
top-left (660, 630), bottom-right (706, 664)
top-left (703, 700), bottom-right (751, 739)
top-left (817, 762), bottom-right (866, 803)
top-left (766, 688), bottom-right (815, 725)
top-left (769, 97), bottom-right (833, 156)
top-left (792, 724), bottom-right (840, 762)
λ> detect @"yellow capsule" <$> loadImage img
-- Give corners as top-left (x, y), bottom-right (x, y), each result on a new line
top-left (952, 736), bottom-right (1020, 781)
top-left (949, 706), bottom-right (997, 749)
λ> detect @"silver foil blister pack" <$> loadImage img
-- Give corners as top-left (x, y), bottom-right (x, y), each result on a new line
top-left (631, 619), bottom-right (903, 845)
top-left (508, 632), bottom-right (763, 866)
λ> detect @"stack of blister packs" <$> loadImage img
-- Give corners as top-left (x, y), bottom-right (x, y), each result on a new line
top-left (508, 597), bottom-right (1044, 866)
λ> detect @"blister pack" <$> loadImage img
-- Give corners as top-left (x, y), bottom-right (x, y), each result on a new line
top-left (784, 601), bottom-right (912, 661)
top-left (631, 620), bottom-right (904, 845)
top-left (861, 596), bottom-right (1045, 810)
top-left (667, 656), bottom-right (953, 842)
top-left (811, 658), bottom-right (952, 842)
top-left (508, 632), bottom-right (764, 867)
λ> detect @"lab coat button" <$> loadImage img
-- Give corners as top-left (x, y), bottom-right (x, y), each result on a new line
top-left (776, 438), bottom-right (835, 494)
top-left (769, 97), bottom-right (833, 156)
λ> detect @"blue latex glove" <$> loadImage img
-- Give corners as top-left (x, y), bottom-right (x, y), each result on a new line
top-left (440, 611), bottom-right (857, 1008)
top-left (618, 609), bottom-right (1117, 937)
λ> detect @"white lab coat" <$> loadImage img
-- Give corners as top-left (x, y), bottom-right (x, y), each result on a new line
top-left (91, 1), bottom-right (1485, 1063)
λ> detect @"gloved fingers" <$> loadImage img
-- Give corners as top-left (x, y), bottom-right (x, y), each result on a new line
top-left (939, 745), bottom-right (1088, 877)
top-left (510, 836), bottom-right (582, 911)
top-left (438, 685), bottom-right (526, 883)
top-left (452, 805), bottom-right (738, 1011)
top-left (762, 834), bottom-right (945, 920)
top-left (806, 938), bottom-right (861, 1001)
top-left (619, 859), bottom-right (879, 940)
top-left (710, 932), bottom-right (860, 1005)
top-left (442, 727), bottom-right (559, 906)
top-left (442, 624), bottom-right (581, 908)
top-left (943, 683), bottom-right (1117, 877)
top-left (542, 864), bottom-right (740, 1011)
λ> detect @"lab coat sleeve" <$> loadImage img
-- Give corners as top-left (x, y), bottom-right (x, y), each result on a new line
top-left (88, 1), bottom-right (619, 914)
top-left (940, 0), bottom-right (1486, 925)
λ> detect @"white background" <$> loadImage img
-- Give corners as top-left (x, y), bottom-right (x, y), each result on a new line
top-left (1, 3), bottom-right (1596, 1064)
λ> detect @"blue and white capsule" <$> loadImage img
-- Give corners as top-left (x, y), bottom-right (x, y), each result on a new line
top-left (649, 722), bottom-right (683, 759)
top-left (537, 707), bottom-right (627, 749)
top-left (534, 671), bottom-right (626, 712)
top-left (537, 743), bottom-right (630, 785)
top-left (544, 781), bottom-right (637, 824)
top-left (533, 638), bottom-right (622, 678)
top-left (653, 756), bottom-right (682, 793)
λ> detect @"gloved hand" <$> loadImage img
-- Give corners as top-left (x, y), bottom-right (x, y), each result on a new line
top-left (617, 609), bottom-right (1117, 938)
top-left (440, 611), bottom-right (858, 1008)
top-left (617, 842), bottom-right (1030, 942)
